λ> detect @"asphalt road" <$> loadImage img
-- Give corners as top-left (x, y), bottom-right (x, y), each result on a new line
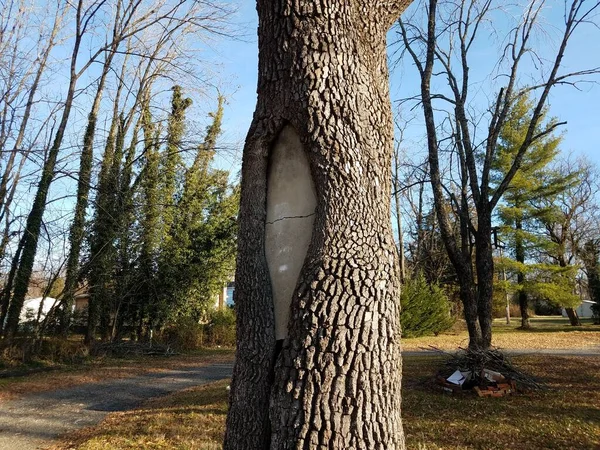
top-left (0, 363), bottom-right (233, 450)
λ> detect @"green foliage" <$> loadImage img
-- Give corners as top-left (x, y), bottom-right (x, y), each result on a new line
top-left (81, 89), bottom-right (238, 342)
top-left (205, 307), bottom-right (236, 346)
top-left (492, 95), bottom-right (580, 312)
top-left (158, 317), bottom-right (205, 351)
top-left (582, 240), bottom-right (600, 323)
top-left (400, 273), bottom-right (454, 338)
top-left (156, 95), bottom-right (238, 323)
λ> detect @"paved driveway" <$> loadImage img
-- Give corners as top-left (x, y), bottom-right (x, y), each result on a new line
top-left (0, 363), bottom-right (233, 450)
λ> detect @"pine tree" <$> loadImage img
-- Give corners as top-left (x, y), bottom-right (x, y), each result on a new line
top-left (493, 95), bottom-right (574, 328)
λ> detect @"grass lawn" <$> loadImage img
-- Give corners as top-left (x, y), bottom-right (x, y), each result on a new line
top-left (402, 316), bottom-right (600, 351)
top-left (49, 354), bottom-right (600, 450)
top-left (0, 348), bottom-right (234, 402)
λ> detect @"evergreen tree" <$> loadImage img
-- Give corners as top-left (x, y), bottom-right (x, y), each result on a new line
top-left (400, 273), bottom-right (454, 337)
top-left (493, 96), bottom-right (574, 328)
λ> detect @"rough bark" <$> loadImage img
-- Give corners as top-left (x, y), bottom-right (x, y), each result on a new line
top-left (475, 214), bottom-right (494, 348)
top-left (565, 307), bottom-right (581, 326)
top-left (515, 218), bottom-right (530, 328)
top-left (225, 1), bottom-right (411, 449)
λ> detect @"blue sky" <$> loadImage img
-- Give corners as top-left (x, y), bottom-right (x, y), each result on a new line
top-left (216, 2), bottom-right (599, 170)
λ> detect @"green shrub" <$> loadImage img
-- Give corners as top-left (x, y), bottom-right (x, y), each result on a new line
top-left (205, 307), bottom-right (236, 347)
top-left (158, 317), bottom-right (205, 351)
top-left (400, 274), bottom-right (454, 338)
top-left (0, 337), bottom-right (88, 367)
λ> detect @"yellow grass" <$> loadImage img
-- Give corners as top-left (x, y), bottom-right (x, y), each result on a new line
top-left (49, 355), bottom-right (600, 450)
top-left (402, 316), bottom-right (600, 351)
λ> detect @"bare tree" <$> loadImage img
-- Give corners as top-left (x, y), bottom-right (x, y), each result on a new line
top-left (396, 0), bottom-right (600, 349)
top-left (1, 0), bottom-right (236, 337)
top-left (537, 157), bottom-right (600, 325)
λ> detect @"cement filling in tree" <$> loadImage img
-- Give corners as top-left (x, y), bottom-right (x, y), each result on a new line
top-left (225, 2), bottom-right (413, 448)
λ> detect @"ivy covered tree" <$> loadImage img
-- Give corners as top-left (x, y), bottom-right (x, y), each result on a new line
top-left (82, 87), bottom-right (238, 343)
top-left (157, 95), bottom-right (239, 323)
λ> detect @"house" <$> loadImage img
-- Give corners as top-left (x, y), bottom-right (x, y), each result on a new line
top-left (19, 296), bottom-right (58, 322)
top-left (215, 282), bottom-right (235, 309)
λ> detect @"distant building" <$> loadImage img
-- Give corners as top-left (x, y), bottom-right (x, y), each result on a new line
top-left (19, 297), bottom-right (58, 322)
top-left (562, 300), bottom-right (596, 319)
top-left (215, 281), bottom-right (235, 309)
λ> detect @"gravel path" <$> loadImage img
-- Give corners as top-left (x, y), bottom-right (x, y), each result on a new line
top-left (0, 362), bottom-right (233, 450)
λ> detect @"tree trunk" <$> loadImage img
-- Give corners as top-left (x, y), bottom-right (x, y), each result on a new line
top-left (514, 217), bottom-right (530, 328)
top-left (225, 2), bottom-right (410, 449)
top-left (394, 179), bottom-right (406, 282)
top-left (2, 0), bottom-right (85, 338)
top-left (475, 215), bottom-right (494, 349)
top-left (565, 307), bottom-right (581, 326)
top-left (3, 73), bottom-right (79, 338)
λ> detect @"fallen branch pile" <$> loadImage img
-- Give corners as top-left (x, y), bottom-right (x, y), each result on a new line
top-left (427, 346), bottom-right (547, 394)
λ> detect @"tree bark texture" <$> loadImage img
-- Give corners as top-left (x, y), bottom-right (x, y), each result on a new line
top-left (225, 1), bottom-right (411, 449)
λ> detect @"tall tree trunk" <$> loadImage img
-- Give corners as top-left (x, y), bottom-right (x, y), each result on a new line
top-left (515, 218), bottom-right (530, 328)
top-left (61, 51), bottom-right (116, 334)
top-left (0, 236), bottom-right (25, 331)
top-left (86, 112), bottom-right (121, 345)
top-left (557, 255), bottom-right (581, 327)
top-left (415, 0), bottom-right (483, 350)
top-left (393, 148), bottom-right (406, 282)
top-left (394, 179), bottom-right (406, 282)
top-left (475, 214), bottom-right (494, 349)
top-left (0, 6), bottom-right (61, 219)
top-left (3, 31), bottom-right (82, 338)
top-left (225, 2), bottom-right (410, 448)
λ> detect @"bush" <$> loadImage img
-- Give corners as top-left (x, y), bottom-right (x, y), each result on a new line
top-left (400, 274), bottom-right (454, 338)
top-left (157, 308), bottom-right (236, 350)
top-left (0, 337), bottom-right (88, 368)
top-left (158, 317), bottom-right (205, 351)
top-left (205, 307), bottom-right (236, 347)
